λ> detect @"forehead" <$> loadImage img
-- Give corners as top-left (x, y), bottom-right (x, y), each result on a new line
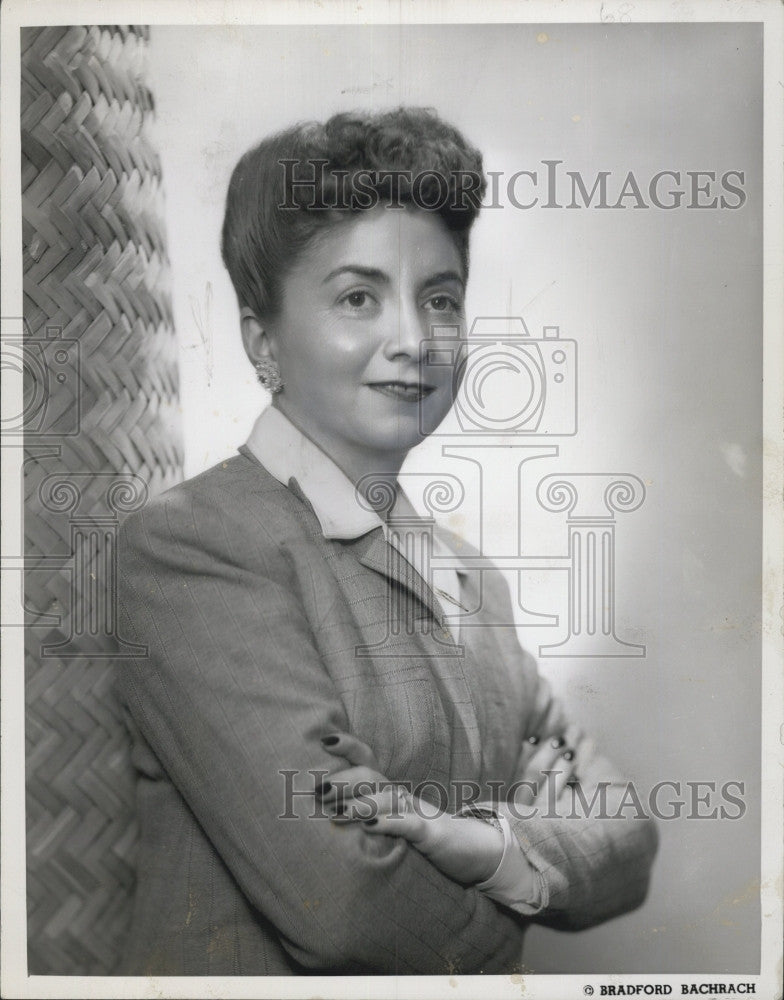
top-left (299, 206), bottom-right (464, 279)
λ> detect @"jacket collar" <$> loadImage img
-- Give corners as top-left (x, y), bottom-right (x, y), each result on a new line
top-left (245, 405), bottom-right (382, 540)
top-left (243, 405), bottom-right (466, 627)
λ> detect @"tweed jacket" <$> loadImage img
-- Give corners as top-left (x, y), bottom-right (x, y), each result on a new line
top-left (116, 449), bottom-right (658, 976)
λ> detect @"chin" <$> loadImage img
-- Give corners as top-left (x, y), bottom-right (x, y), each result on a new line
top-left (360, 425), bottom-right (427, 456)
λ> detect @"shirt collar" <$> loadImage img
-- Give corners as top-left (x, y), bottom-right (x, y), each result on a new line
top-left (245, 405), bottom-right (381, 540)
top-left (244, 406), bottom-right (465, 575)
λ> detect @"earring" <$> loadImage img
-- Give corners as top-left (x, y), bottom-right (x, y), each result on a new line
top-left (255, 359), bottom-right (283, 394)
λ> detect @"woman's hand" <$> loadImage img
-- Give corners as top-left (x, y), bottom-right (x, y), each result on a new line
top-left (510, 723), bottom-right (583, 816)
top-left (319, 732), bottom-right (507, 885)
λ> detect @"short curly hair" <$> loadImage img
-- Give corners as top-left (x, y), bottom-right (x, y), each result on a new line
top-left (221, 107), bottom-right (487, 320)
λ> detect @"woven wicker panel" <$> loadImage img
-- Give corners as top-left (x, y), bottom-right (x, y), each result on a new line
top-left (21, 24), bottom-right (183, 974)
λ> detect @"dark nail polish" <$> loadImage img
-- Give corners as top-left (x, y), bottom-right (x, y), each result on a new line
top-left (550, 736), bottom-right (566, 749)
top-left (526, 735), bottom-right (540, 746)
top-left (321, 735), bottom-right (340, 746)
top-left (314, 780), bottom-right (332, 797)
top-left (566, 777), bottom-right (579, 787)
top-left (363, 818), bottom-right (378, 826)
top-left (562, 749), bottom-right (575, 761)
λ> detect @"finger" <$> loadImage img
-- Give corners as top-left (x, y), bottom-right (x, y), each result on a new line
top-left (512, 743), bottom-right (579, 811)
top-left (547, 722), bottom-right (583, 754)
top-left (316, 765), bottom-right (389, 804)
top-left (573, 734), bottom-right (596, 765)
top-left (515, 734), bottom-right (556, 772)
top-left (510, 743), bottom-right (565, 808)
top-left (329, 785), bottom-right (415, 824)
top-left (548, 763), bottom-right (574, 806)
top-left (525, 738), bottom-right (576, 776)
top-left (533, 760), bottom-right (576, 810)
top-left (547, 767), bottom-right (575, 818)
top-left (513, 733), bottom-right (544, 775)
top-left (326, 784), bottom-right (400, 820)
top-left (515, 721), bottom-right (584, 773)
top-left (529, 749), bottom-right (577, 801)
top-left (321, 731), bottom-right (381, 770)
top-left (359, 810), bottom-right (423, 842)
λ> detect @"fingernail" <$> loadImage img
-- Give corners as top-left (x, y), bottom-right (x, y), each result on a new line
top-left (526, 735), bottom-right (540, 746)
top-left (550, 736), bottom-right (566, 749)
top-left (321, 735), bottom-right (340, 746)
top-left (314, 780), bottom-right (332, 797)
top-left (363, 818), bottom-right (378, 826)
top-left (562, 749), bottom-right (575, 761)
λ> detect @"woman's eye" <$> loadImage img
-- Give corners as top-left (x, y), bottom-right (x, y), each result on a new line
top-left (426, 294), bottom-right (460, 312)
top-left (342, 290), bottom-right (370, 309)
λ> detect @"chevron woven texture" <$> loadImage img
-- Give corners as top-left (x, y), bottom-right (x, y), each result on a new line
top-left (21, 25), bottom-right (183, 974)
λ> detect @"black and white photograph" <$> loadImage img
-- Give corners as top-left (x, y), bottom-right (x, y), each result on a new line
top-left (1, 2), bottom-right (782, 998)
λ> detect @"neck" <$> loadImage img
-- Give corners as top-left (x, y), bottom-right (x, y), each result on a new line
top-left (273, 401), bottom-right (408, 505)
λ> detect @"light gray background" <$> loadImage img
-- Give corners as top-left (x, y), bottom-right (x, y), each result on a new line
top-left (147, 23), bottom-right (762, 974)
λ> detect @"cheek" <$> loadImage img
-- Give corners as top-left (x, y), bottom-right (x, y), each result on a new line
top-left (279, 333), bottom-right (371, 401)
top-left (322, 321), bottom-right (377, 359)
top-left (318, 337), bottom-right (382, 391)
top-left (276, 325), bottom-right (330, 374)
top-left (427, 361), bottom-right (459, 396)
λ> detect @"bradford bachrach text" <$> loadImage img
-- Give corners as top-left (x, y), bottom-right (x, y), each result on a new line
top-left (279, 159), bottom-right (747, 211)
top-left (599, 986), bottom-right (757, 995)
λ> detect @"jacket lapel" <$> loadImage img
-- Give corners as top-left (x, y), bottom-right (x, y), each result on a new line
top-left (351, 528), bottom-right (454, 632)
top-left (283, 473), bottom-right (452, 630)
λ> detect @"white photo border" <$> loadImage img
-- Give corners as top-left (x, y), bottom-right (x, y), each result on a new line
top-left (1, 1), bottom-right (781, 998)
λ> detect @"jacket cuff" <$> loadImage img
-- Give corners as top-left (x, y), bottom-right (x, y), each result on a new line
top-left (459, 804), bottom-right (545, 915)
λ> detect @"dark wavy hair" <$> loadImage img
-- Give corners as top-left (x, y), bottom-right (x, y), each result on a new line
top-left (221, 107), bottom-right (487, 320)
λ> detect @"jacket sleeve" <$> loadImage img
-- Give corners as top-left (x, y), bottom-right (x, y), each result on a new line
top-left (502, 660), bottom-right (659, 931)
top-left (116, 487), bottom-right (524, 975)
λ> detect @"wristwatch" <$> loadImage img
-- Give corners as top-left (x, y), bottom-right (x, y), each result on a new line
top-left (460, 803), bottom-right (504, 833)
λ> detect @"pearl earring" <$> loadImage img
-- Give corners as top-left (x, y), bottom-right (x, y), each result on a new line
top-left (254, 359), bottom-right (283, 394)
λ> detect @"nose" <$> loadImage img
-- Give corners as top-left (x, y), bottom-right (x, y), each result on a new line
top-left (381, 296), bottom-right (425, 363)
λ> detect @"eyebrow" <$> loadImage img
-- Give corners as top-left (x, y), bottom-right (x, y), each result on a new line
top-left (322, 265), bottom-right (389, 285)
top-left (322, 265), bottom-right (465, 289)
top-left (421, 270), bottom-right (465, 290)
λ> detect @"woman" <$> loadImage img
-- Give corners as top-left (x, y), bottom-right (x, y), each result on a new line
top-left (117, 107), bottom-right (657, 976)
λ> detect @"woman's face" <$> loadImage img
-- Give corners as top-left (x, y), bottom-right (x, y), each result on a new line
top-left (261, 206), bottom-right (465, 476)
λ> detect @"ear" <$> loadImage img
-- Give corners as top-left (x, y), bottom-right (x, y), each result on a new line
top-left (240, 308), bottom-right (277, 365)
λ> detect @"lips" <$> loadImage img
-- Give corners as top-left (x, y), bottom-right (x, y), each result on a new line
top-left (367, 381), bottom-right (436, 402)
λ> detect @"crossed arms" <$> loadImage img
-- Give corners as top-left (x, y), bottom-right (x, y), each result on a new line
top-left (117, 487), bottom-right (657, 973)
